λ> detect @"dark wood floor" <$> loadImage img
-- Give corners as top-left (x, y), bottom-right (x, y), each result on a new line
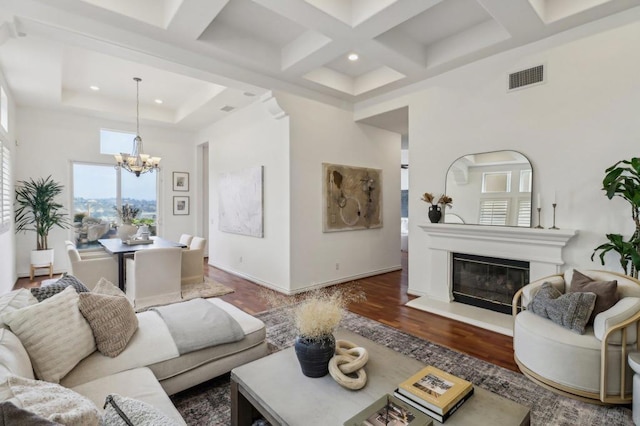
top-left (14, 252), bottom-right (517, 372)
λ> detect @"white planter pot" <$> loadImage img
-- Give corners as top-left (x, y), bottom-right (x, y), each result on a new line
top-left (30, 249), bottom-right (54, 267)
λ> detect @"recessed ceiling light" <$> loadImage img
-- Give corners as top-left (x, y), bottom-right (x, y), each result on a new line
top-left (243, 92), bottom-right (256, 97)
top-left (154, 99), bottom-right (163, 104)
top-left (89, 85), bottom-right (100, 91)
top-left (348, 53), bottom-right (359, 61)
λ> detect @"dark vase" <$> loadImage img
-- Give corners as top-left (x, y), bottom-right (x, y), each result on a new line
top-left (428, 205), bottom-right (442, 223)
top-left (294, 334), bottom-right (336, 378)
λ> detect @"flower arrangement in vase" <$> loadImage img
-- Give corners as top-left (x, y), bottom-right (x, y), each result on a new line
top-left (114, 204), bottom-right (141, 240)
top-left (421, 193), bottom-right (453, 223)
top-left (263, 285), bottom-right (365, 378)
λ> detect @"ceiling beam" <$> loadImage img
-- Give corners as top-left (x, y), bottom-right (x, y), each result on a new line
top-left (165, 0), bottom-right (229, 40)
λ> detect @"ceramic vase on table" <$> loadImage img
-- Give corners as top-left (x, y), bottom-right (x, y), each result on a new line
top-left (294, 334), bottom-right (336, 378)
top-left (428, 205), bottom-right (442, 223)
top-left (117, 224), bottom-right (137, 240)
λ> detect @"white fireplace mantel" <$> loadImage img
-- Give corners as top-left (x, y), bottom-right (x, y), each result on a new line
top-left (419, 223), bottom-right (578, 267)
top-left (411, 223), bottom-right (578, 335)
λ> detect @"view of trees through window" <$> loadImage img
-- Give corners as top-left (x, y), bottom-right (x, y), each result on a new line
top-left (72, 130), bottom-right (158, 247)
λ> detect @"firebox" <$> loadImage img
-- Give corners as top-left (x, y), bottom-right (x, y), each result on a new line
top-left (452, 253), bottom-right (529, 314)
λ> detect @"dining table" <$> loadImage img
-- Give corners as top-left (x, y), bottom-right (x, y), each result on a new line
top-left (98, 236), bottom-right (187, 290)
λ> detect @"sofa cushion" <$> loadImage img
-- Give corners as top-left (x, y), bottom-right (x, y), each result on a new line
top-left (0, 401), bottom-right (57, 425)
top-left (0, 329), bottom-right (34, 381)
top-left (30, 275), bottom-right (90, 302)
top-left (569, 270), bottom-right (619, 323)
top-left (60, 310), bottom-right (179, 388)
top-left (78, 293), bottom-right (138, 357)
top-left (70, 367), bottom-right (186, 425)
top-left (0, 289), bottom-right (38, 329)
top-left (528, 282), bottom-right (596, 334)
top-left (0, 375), bottom-right (101, 426)
top-left (2, 287), bottom-right (96, 383)
top-left (103, 394), bottom-right (181, 426)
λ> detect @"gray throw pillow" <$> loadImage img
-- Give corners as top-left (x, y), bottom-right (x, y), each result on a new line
top-left (103, 394), bottom-right (181, 426)
top-left (30, 275), bottom-right (89, 302)
top-left (528, 282), bottom-right (597, 334)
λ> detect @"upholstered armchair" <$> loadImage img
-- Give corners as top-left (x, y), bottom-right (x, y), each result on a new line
top-left (181, 237), bottom-right (207, 285)
top-left (65, 245), bottom-right (118, 290)
top-left (125, 247), bottom-right (182, 308)
top-left (512, 269), bottom-right (640, 404)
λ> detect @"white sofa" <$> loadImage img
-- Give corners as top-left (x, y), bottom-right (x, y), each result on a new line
top-left (512, 269), bottom-right (640, 404)
top-left (0, 290), bottom-right (269, 423)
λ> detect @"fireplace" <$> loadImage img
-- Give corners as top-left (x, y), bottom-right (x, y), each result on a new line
top-left (452, 253), bottom-right (529, 315)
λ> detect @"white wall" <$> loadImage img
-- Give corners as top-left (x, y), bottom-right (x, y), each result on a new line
top-left (14, 107), bottom-right (196, 278)
top-left (198, 94), bottom-right (291, 292)
top-left (277, 92), bottom-right (402, 293)
top-left (0, 69), bottom-right (17, 293)
top-left (402, 17), bottom-right (640, 296)
top-left (199, 92), bottom-right (401, 294)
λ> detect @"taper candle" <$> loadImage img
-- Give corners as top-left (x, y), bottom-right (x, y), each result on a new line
top-left (537, 193), bottom-right (541, 207)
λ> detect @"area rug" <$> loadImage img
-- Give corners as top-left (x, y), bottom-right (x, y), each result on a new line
top-left (170, 308), bottom-right (633, 425)
top-left (134, 278), bottom-right (234, 311)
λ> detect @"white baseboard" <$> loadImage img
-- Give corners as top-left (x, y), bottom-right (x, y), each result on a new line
top-left (208, 262), bottom-right (402, 295)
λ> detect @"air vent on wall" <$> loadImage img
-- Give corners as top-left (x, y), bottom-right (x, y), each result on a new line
top-left (508, 65), bottom-right (544, 91)
top-left (220, 105), bottom-right (235, 112)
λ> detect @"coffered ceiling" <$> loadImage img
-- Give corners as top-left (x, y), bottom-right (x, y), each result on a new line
top-left (0, 0), bottom-right (638, 131)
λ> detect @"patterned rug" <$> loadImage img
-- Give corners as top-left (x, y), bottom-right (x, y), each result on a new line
top-left (170, 308), bottom-right (633, 425)
top-left (135, 278), bottom-right (234, 311)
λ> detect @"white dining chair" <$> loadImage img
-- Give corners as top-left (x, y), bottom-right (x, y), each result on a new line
top-left (179, 234), bottom-right (193, 246)
top-left (181, 237), bottom-right (207, 285)
top-left (125, 247), bottom-right (182, 308)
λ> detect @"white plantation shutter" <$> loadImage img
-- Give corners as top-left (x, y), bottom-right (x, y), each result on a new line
top-left (479, 200), bottom-right (508, 225)
top-left (0, 141), bottom-right (10, 233)
top-left (517, 200), bottom-right (531, 227)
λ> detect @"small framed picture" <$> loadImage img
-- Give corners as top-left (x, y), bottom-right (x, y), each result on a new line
top-left (173, 172), bottom-right (189, 191)
top-left (173, 196), bottom-right (190, 215)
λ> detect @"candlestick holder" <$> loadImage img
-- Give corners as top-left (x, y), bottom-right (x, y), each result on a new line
top-left (550, 203), bottom-right (558, 230)
top-left (535, 207), bottom-right (544, 229)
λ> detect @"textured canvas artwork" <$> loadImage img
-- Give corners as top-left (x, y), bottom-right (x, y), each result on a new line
top-left (218, 166), bottom-right (263, 238)
top-left (323, 163), bottom-right (382, 232)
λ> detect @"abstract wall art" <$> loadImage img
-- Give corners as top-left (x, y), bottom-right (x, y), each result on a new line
top-left (323, 163), bottom-right (382, 232)
top-left (218, 166), bottom-right (263, 238)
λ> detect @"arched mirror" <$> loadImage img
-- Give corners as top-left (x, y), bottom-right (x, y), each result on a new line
top-left (444, 151), bottom-right (532, 227)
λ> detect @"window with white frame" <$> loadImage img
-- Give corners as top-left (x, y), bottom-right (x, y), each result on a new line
top-left (482, 171), bottom-right (511, 193)
top-left (517, 199), bottom-right (531, 227)
top-left (72, 161), bottom-right (158, 247)
top-left (0, 139), bottom-right (10, 234)
top-left (519, 169), bottom-right (532, 192)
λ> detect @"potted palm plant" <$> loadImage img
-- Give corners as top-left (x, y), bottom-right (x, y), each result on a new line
top-left (15, 176), bottom-right (70, 277)
top-left (592, 157), bottom-right (640, 277)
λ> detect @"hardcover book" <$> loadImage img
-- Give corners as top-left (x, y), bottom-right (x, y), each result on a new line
top-left (397, 366), bottom-right (473, 415)
top-left (343, 394), bottom-right (433, 426)
top-left (393, 387), bottom-right (475, 423)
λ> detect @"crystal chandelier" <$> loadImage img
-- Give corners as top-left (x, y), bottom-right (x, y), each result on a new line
top-left (114, 77), bottom-right (161, 177)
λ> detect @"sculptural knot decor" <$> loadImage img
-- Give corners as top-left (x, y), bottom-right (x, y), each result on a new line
top-left (328, 339), bottom-right (369, 390)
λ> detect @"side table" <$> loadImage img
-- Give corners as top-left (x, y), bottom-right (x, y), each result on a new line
top-left (628, 352), bottom-right (640, 425)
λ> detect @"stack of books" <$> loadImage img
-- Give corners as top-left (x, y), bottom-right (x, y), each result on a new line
top-left (393, 366), bottom-right (474, 423)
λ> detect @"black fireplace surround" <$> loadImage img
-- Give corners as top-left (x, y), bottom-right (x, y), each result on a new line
top-left (452, 253), bottom-right (529, 315)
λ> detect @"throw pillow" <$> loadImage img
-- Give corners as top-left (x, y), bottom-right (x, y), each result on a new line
top-left (92, 277), bottom-right (126, 298)
top-left (0, 401), bottom-right (58, 426)
top-left (0, 289), bottom-right (38, 329)
top-left (0, 375), bottom-right (100, 426)
top-left (2, 286), bottom-right (96, 383)
top-left (569, 270), bottom-right (620, 323)
top-left (30, 275), bottom-right (90, 302)
top-left (102, 394), bottom-right (181, 426)
top-left (528, 282), bottom-right (597, 334)
top-left (78, 292), bottom-right (138, 357)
